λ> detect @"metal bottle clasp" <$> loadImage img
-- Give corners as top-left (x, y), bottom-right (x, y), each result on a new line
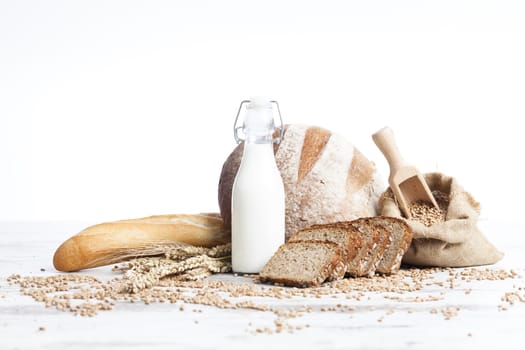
top-left (233, 100), bottom-right (284, 144)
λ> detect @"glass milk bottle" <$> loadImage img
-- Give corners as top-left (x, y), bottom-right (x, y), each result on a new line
top-left (231, 97), bottom-right (285, 274)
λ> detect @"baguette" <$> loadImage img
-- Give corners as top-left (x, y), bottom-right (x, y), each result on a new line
top-left (53, 213), bottom-right (231, 272)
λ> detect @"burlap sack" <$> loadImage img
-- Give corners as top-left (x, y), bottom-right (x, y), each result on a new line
top-left (379, 172), bottom-right (503, 267)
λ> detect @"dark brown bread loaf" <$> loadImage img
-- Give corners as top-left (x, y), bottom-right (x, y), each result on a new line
top-left (259, 241), bottom-right (345, 288)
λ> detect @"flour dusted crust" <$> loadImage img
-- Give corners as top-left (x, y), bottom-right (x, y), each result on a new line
top-left (218, 124), bottom-right (384, 240)
top-left (277, 125), bottom-right (353, 238)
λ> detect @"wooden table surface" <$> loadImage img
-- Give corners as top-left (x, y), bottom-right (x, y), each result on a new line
top-left (1, 220), bottom-right (524, 350)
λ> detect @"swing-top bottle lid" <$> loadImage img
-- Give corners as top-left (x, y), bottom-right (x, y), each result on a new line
top-left (233, 97), bottom-right (283, 144)
top-left (246, 97), bottom-right (273, 110)
top-left (243, 97), bottom-right (275, 142)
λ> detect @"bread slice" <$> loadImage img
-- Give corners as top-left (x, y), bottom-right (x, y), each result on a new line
top-left (259, 241), bottom-right (344, 287)
top-left (369, 216), bottom-right (413, 275)
top-left (288, 223), bottom-right (363, 280)
top-left (346, 218), bottom-right (390, 277)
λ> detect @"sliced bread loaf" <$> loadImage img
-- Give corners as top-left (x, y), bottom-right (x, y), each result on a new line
top-left (288, 223), bottom-right (362, 280)
top-left (369, 216), bottom-right (413, 275)
top-left (346, 218), bottom-right (391, 277)
top-left (259, 241), bottom-right (344, 288)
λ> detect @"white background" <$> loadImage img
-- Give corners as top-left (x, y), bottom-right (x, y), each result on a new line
top-left (1, 0), bottom-right (524, 223)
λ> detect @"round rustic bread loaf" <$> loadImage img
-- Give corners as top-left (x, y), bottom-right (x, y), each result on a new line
top-left (218, 124), bottom-right (384, 240)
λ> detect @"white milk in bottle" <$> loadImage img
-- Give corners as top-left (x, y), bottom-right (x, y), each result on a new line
top-left (231, 97), bottom-right (285, 273)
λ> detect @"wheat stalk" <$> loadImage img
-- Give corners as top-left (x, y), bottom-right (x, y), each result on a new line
top-left (112, 243), bottom-right (232, 293)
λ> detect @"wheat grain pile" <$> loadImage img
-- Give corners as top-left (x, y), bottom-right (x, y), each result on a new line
top-left (7, 264), bottom-right (525, 334)
top-left (5, 241), bottom-right (525, 334)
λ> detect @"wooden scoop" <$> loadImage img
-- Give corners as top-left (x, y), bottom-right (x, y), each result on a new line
top-left (372, 126), bottom-right (438, 219)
